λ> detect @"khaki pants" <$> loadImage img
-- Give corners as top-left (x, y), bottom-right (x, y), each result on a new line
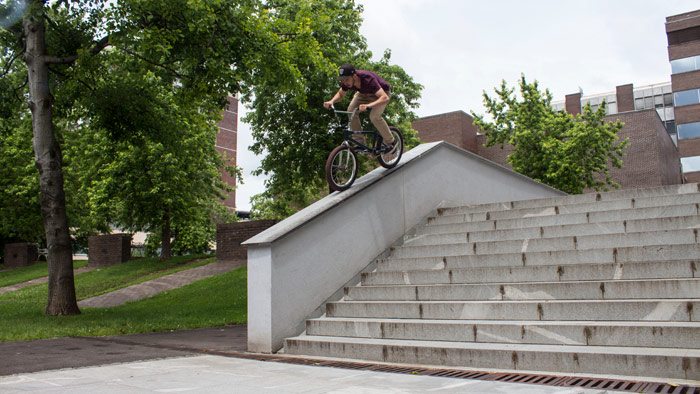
top-left (347, 92), bottom-right (395, 144)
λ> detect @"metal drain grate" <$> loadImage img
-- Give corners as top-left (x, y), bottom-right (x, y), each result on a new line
top-left (120, 341), bottom-right (697, 394)
top-left (248, 354), bottom-right (699, 393)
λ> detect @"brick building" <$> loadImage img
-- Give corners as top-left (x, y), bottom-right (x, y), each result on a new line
top-left (667, 10), bottom-right (700, 182)
top-left (413, 107), bottom-right (682, 190)
top-left (217, 96), bottom-right (238, 209)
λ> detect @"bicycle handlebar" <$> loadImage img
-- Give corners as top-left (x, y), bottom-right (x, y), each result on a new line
top-left (329, 104), bottom-right (357, 116)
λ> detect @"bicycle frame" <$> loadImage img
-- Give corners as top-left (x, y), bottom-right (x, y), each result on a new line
top-left (331, 108), bottom-right (386, 154)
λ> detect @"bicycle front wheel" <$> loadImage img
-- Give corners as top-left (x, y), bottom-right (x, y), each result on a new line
top-left (325, 145), bottom-right (358, 192)
top-left (378, 127), bottom-right (404, 169)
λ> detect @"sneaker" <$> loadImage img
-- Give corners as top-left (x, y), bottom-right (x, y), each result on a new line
top-left (386, 140), bottom-right (398, 155)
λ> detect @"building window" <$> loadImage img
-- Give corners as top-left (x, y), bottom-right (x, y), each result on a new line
top-left (674, 89), bottom-right (700, 107)
top-left (666, 120), bottom-right (677, 135)
top-left (678, 122), bottom-right (700, 140)
top-left (671, 55), bottom-right (700, 74)
top-left (681, 155), bottom-right (700, 173)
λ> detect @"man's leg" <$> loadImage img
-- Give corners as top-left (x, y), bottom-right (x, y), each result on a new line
top-left (368, 98), bottom-right (395, 146)
top-left (347, 93), bottom-right (375, 146)
top-left (347, 93), bottom-right (374, 131)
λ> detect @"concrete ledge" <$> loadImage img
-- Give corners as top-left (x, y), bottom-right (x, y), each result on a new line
top-left (244, 142), bottom-right (565, 353)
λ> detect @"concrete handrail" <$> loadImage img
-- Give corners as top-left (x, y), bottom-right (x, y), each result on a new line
top-left (244, 141), bottom-right (565, 353)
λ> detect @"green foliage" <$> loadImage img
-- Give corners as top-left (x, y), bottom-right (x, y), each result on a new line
top-left (472, 75), bottom-right (628, 194)
top-left (246, 0), bottom-right (423, 219)
top-left (2, 0), bottom-right (300, 253)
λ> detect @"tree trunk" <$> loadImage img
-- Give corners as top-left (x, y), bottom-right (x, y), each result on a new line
top-left (160, 211), bottom-right (172, 260)
top-left (23, 4), bottom-right (80, 315)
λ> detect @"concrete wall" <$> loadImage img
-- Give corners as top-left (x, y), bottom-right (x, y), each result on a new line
top-left (243, 142), bottom-right (565, 353)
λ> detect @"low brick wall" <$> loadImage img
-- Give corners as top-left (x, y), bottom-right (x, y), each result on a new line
top-left (216, 220), bottom-right (278, 262)
top-left (3, 242), bottom-right (38, 268)
top-left (88, 234), bottom-right (132, 266)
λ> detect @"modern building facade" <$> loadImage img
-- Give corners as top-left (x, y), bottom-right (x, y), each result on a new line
top-left (216, 96), bottom-right (238, 209)
top-left (553, 82), bottom-right (676, 142)
top-left (667, 9), bottom-right (700, 182)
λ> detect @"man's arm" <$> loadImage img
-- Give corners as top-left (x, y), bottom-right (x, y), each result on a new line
top-left (324, 88), bottom-right (347, 109)
top-left (358, 88), bottom-right (389, 112)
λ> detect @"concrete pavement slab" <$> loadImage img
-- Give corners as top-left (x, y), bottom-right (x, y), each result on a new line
top-left (0, 354), bottom-right (616, 393)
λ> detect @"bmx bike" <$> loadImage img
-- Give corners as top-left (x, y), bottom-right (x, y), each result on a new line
top-left (325, 106), bottom-right (404, 192)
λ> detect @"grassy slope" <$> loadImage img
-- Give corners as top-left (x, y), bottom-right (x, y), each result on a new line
top-left (0, 257), bottom-right (247, 342)
top-left (0, 260), bottom-right (88, 288)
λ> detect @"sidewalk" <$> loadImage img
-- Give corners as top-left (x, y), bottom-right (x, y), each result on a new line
top-left (0, 354), bottom-right (613, 393)
top-left (0, 325), bottom-right (247, 376)
top-left (78, 260), bottom-right (244, 308)
top-left (0, 325), bottom-right (613, 393)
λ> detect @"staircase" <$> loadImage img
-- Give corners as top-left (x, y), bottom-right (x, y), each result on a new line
top-left (284, 183), bottom-right (700, 381)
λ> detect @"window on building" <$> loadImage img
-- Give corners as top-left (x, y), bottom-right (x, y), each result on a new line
top-left (671, 56), bottom-right (700, 74)
top-left (681, 155), bottom-right (700, 173)
top-left (666, 120), bottom-right (677, 135)
top-left (674, 89), bottom-right (700, 107)
top-left (664, 93), bottom-right (674, 106)
top-left (664, 107), bottom-right (675, 121)
top-left (678, 122), bottom-right (700, 140)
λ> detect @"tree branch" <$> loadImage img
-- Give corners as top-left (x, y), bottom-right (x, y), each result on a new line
top-left (1, 49), bottom-right (23, 78)
top-left (13, 76), bottom-right (28, 102)
top-left (44, 36), bottom-right (110, 64)
top-left (118, 46), bottom-right (186, 79)
top-left (48, 64), bottom-right (95, 92)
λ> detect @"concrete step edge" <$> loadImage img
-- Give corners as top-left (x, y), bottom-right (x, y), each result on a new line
top-left (368, 259), bottom-right (699, 277)
top-left (427, 203), bottom-right (700, 226)
top-left (397, 228), bottom-right (698, 253)
top-left (285, 335), bottom-right (700, 357)
top-left (413, 214), bottom-right (700, 239)
top-left (378, 243), bottom-right (700, 268)
top-left (437, 183), bottom-right (700, 214)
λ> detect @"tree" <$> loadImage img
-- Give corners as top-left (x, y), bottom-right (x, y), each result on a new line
top-left (472, 75), bottom-right (627, 194)
top-left (1, 0), bottom-right (322, 315)
top-left (246, 0), bottom-right (423, 218)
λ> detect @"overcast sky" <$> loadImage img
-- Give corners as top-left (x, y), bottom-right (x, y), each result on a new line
top-left (235, 0), bottom-right (699, 211)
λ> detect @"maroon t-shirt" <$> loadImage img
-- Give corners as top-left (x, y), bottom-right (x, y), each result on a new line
top-left (341, 70), bottom-right (391, 94)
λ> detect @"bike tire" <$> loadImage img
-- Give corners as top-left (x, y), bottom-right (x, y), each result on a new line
top-left (325, 145), bottom-right (358, 192)
top-left (377, 127), bottom-right (404, 169)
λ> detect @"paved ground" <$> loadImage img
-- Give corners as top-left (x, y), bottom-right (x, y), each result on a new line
top-left (78, 260), bottom-right (245, 308)
top-left (0, 354), bottom-right (613, 393)
top-left (0, 325), bottom-right (247, 376)
top-left (0, 266), bottom-right (94, 296)
top-left (0, 325), bottom-right (636, 393)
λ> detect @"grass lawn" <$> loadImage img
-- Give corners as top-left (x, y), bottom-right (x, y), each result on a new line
top-left (73, 254), bottom-right (214, 298)
top-left (0, 266), bottom-right (247, 342)
top-left (0, 260), bottom-right (89, 288)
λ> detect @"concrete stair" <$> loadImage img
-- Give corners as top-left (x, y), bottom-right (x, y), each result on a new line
top-left (285, 183), bottom-right (700, 381)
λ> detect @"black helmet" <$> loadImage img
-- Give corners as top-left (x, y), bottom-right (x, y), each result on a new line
top-left (339, 64), bottom-right (356, 77)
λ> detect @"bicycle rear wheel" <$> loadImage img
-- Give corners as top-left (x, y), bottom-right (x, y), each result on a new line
top-left (377, 127), bottom-right (404, 169)
top-left (325, 145), bottom-right (358, 192)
